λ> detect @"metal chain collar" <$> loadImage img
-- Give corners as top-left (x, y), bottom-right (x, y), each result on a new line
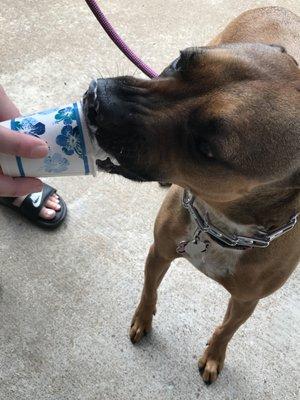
top-left (177, 190), bottom-right (298, 253)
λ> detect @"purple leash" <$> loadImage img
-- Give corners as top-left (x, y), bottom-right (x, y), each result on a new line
top-left (84, 0), bottom-right (158, 79)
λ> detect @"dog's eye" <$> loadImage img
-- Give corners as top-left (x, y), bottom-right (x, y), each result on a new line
top-left (269, 44), bottom-right (286, 53)
top-left (198, 140), bottom-right (214, 159)
top-left (170, 57), bottom-right (181, 71)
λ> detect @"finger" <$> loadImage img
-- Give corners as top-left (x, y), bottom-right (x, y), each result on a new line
top-left (0, 175), bottom-right (43, 197)
top-left (0, 86), bottom-right (21, 120)
top-left (0, 125), bottom-right (48, 158)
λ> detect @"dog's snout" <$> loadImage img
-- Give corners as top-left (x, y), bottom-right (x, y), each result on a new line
top-left (87, 77), bottom-right (147, 121)
top-left (94, 78), bottom-right (122, 117)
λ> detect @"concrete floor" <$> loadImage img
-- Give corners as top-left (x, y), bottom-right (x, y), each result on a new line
top-left (0, 1), bottom-right (299, 399)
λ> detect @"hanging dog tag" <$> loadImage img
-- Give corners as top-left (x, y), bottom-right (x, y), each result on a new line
top-left (185, 239), bottom-right (209, 256)
top-left (177, 238), bottom-right (209, 258)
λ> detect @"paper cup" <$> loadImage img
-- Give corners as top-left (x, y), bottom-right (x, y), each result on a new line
top-left (0, 101), bottom-right (97, 177)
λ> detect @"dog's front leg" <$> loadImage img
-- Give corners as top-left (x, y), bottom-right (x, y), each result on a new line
top-left (199, 297), bottom-right (259, 385)
top-left (130, 244), bottom-right (174, 343)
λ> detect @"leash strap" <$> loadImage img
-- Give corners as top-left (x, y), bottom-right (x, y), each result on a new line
top-left (85, 0), bottom-right (158, 78)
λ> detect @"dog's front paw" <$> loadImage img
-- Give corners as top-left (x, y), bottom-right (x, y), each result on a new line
top-left (198, 346), bottom-right (225, 385)
top-left (129, 308), bottom-right (154, 344)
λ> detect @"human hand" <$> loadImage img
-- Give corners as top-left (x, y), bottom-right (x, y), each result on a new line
top-left (0, 86), bottom-right (48, 196)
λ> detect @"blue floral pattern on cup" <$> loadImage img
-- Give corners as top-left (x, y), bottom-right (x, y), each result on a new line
top-left (56, 125), bottom-right (83, 158)
top-left (7, 102), bottom-right (90, 177)
top-left (54, 107), bottom-right (76, 125)
top-left (43, 153), bottom-right (70, 173)
top-left (14, 117), bottom-right (45, 136)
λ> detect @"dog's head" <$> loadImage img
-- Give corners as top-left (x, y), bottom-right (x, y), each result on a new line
top-left (83, 43), bottom-right (299, 202)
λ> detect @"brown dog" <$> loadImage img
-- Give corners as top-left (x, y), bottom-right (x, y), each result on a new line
top-left (83, 6), bottom-right (300, 384)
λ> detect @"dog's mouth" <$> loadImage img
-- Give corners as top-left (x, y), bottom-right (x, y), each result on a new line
top-left (82, 81), bottom-right (127, 177)
top-left (90, 143), bottom-right (150, 182)
top-left (96, 157), bottom-right (150, 182)
top-left (83, 78), bottom-right (158, 182)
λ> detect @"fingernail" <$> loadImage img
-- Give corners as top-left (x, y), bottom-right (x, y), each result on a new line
top-left (30, 144), bottom-right (49, 158)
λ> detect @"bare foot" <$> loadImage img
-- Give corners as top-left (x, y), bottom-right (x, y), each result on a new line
top-left (13, 192), bottom-right (61, 220)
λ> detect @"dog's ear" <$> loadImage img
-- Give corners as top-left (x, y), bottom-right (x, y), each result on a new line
top-left (179, 48), bottom-right (200, 70)
top-left (160, 48), bottom-right (203, 78)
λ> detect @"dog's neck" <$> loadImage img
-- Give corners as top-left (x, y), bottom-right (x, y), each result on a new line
top-left (185, 185), bottom-right (298, 252)
top-left (199, 185), bottom-right (299, 233)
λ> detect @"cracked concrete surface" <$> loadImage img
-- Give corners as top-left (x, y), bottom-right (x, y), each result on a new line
top-left (0, 1), bottom-right (299, 399)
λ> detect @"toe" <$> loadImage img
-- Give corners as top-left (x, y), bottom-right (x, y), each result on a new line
top-left (45, 199), bottom-right (61, 211)
top-left (130, 322), bottom-right (145, 344)
top-left (198, 354), bottom-right (207, 372)
top-left (202, 360), bottom-right (219, 384)
top-left (39, 207), bottom-right (56, 220)
top-left (129, 317), bottom-right (151, 344)
top-left (198, 355), bottom-right (221, 385)
top-left (39, 195), bottom-right (61, 219)
top-left (48, 195), bottom-right (59, 204)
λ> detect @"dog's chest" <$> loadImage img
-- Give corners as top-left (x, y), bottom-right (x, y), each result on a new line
top-left (181, 229), bottom-right (243, 279)
top-left (179, 201), bottom-right (248, 279)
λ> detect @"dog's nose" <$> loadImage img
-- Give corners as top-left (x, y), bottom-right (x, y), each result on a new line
top-left (86, 77), bottom-right (152, 127)
top-left (86, 77), bottom-right (133, 120)
top-left (91, 78), bottom-right (117, 115)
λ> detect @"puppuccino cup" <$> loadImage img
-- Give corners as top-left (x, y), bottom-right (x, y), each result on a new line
top-left (0, 101), bottom-right (97, 177)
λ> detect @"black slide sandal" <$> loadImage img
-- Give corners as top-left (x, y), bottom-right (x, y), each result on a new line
top-left (0, 184), bottom-right (67, 229)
